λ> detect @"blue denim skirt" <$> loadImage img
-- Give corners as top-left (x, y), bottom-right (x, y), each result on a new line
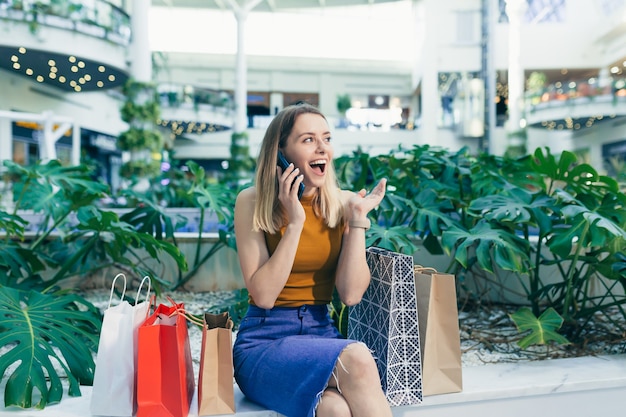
top-left (233, 304), bottom-right (355, 417)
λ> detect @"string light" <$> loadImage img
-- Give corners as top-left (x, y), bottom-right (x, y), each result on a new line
top-left (2, 46), bottom-right (127, 92)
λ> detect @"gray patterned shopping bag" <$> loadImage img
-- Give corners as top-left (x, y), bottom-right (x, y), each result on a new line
top-left (347, 247), bottom-right (423, 406)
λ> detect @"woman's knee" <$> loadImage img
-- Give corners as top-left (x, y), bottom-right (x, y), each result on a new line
top-left (337, 342), bottom-right (379, 380)
top-left (316, 388), bottom-right (351, 417)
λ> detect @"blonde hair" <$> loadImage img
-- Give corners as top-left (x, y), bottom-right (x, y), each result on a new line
top-left (252, 103), bottom-right (344, 233)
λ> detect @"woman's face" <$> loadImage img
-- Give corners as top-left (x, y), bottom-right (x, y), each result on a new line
top-left (281, 112), bottom-right (333, 194)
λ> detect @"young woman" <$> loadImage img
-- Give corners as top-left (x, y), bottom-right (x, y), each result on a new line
top-left (232, 103), bottom-right (392, 417)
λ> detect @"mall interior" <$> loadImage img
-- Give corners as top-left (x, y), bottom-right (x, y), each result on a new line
top-left (1, 0), bottom-right (625, 192)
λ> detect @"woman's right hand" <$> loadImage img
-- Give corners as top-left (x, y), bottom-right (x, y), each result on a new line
top-left (277, 165), bottom-right (305, 225)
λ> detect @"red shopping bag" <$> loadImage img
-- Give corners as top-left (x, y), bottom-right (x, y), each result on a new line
top-left (136, 298), bottom-right (195, 417)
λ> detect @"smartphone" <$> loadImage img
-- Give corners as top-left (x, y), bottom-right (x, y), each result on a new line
top-left (277, 151), bottom-right (305, 200)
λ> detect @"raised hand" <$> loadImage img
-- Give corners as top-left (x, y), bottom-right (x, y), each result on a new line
top-left (348, 178), bottom-right (387, 220)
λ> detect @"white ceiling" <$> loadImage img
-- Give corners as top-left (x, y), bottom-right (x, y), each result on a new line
top-left (150, 0), bottom-right (404, 13)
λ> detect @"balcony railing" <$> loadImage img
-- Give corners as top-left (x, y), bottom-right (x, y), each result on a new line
top-left (157, 84), bottom-right (235, 114)
top-left (0, 0), bottom-right (131, 46)
top-left (525, 76), bottom-right (626, 113)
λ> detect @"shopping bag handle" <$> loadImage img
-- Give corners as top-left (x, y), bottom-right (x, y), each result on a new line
top-left (165, 296), bottom-right (204, 327)
top-left (414, 265), bottom-right (438, 273)
top-left (135, 275), bottom-right (152, 305)
top-left (107, 273), bottom-right (127, 308)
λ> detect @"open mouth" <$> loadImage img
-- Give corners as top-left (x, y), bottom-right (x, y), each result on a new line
top-left (309, 160), bottom-right (327, 174)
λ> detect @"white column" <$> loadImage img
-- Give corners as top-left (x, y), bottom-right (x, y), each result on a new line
top-left (0, 117), bottom-right (12, 162)
top-left (41, 111), bottom-right (57, 163)
top-left (420, 0), bottom-right (439, 142)
top-left (234, 8), bottom-right (248, 133)
top-left (130, 0), bottom-right (152, 83)
top-left (228, 0), bottom-right (262, 133)
top-left (72, 123), bottom-right (81, 165)
top-left (598, 67), bottom-right (611, 93)
top-left (506, 0), bottom-right (527, 140)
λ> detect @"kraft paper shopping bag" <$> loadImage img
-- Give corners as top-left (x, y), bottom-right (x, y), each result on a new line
top-left (197, 312), bottom-right (236, 416)
top-left (136, 298), bottom-right (195, 417)
top-left (90, 274), bottom-right (151, 417)
top-left (414, 266), bottom-right (463, 396)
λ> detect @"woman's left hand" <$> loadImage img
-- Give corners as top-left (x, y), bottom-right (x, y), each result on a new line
top-left (348, 178), bottom-right (387, 219)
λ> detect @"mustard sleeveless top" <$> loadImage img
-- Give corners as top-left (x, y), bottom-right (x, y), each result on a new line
top-left (261, 194), bottom-right (343, 307)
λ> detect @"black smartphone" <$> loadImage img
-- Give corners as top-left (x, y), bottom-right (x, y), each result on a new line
top-left (277, 151), bottom-right (305, 200)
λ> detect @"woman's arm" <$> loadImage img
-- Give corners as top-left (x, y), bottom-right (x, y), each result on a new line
top-left (335, 178), bottom-right (387, 306)
top-left (234, 186), bottom-right (304, 309)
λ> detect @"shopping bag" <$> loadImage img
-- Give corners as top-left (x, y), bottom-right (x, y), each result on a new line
top-left (90, 274), bottom-right (152, 416)
top-left (347, 247), bottom-right (423, 406)
top-left (197, 312), bottom-right (236, 416)
top-left (136, 297), bottom-right (196, 417)
top-left (414, 266), bottom-right (463, 396)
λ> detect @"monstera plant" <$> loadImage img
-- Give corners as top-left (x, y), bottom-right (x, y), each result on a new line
top-left (0, 159), bottom-right (187, 409)
top-left (335, 146), bottom-right (626, 345)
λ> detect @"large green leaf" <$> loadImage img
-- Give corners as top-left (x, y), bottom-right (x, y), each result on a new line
top-left (376, 192), bottom-right (416, 227)
top-left (78, 206), bottom-right (187, 269)
top-left (412, 189), bottom-right (455, 236)
top-left (366, 223), bottom-right (417, 255)
top-left (0, 211), bottom-right (27, 239)
top-left (0, 243), bottom-right (47, 287)
top-left (548, 190), bottom-right (626, 257)
top-left (120, 201), bottom-right (185, 240)
top-left (509, 307), bottom-right (570, 349)
top-left (469, 188), bottom-right (556, 239)
top-left (0, 287), bottom-right (101, 409)
top-left (441, 221), bottom-right (530, 273)
top-left (191, 183), bottom-right (236, 225)
top-left (5, 160), bottom-right (108, 219)
top-left (41, 206), bottom-right (187, 288)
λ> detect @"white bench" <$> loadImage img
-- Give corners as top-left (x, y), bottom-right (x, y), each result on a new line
top-left (2, 354), bottom-right (624, 416)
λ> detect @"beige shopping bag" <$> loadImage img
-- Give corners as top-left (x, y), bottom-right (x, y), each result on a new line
top-left (414, 266), bottom-right (463, 396)
top-left (197, 312), bottom-right (236, 416)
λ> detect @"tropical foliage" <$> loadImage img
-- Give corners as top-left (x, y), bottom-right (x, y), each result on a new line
top-left (0, 158), bottom-right (239, 409)
top-left (3, 144), bottom-right (625, 409)
top-left (335, 146), bottom-right (626, 344)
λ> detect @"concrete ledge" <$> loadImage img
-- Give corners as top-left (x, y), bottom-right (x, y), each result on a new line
top-left (2, 355), bottom-right (624, 416)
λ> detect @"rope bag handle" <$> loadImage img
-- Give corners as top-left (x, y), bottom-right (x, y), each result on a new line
top-left (107, 273), bottom-right (127, 308)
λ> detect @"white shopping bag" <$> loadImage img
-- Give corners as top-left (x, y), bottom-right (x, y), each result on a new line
top-left (90, 274), bottom-right (151, 416)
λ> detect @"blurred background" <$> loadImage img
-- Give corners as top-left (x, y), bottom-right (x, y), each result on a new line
top-left (1, 0), bottom-right (625, 191)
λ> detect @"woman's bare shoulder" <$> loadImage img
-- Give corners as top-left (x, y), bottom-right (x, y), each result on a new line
top-left (236, 186), bottom-right (257, 203)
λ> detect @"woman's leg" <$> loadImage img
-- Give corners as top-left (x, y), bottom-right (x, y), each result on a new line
top-left (326, 343), bottom-right (392, 417)
top-left (315, 388), bottom-right (351, 417)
